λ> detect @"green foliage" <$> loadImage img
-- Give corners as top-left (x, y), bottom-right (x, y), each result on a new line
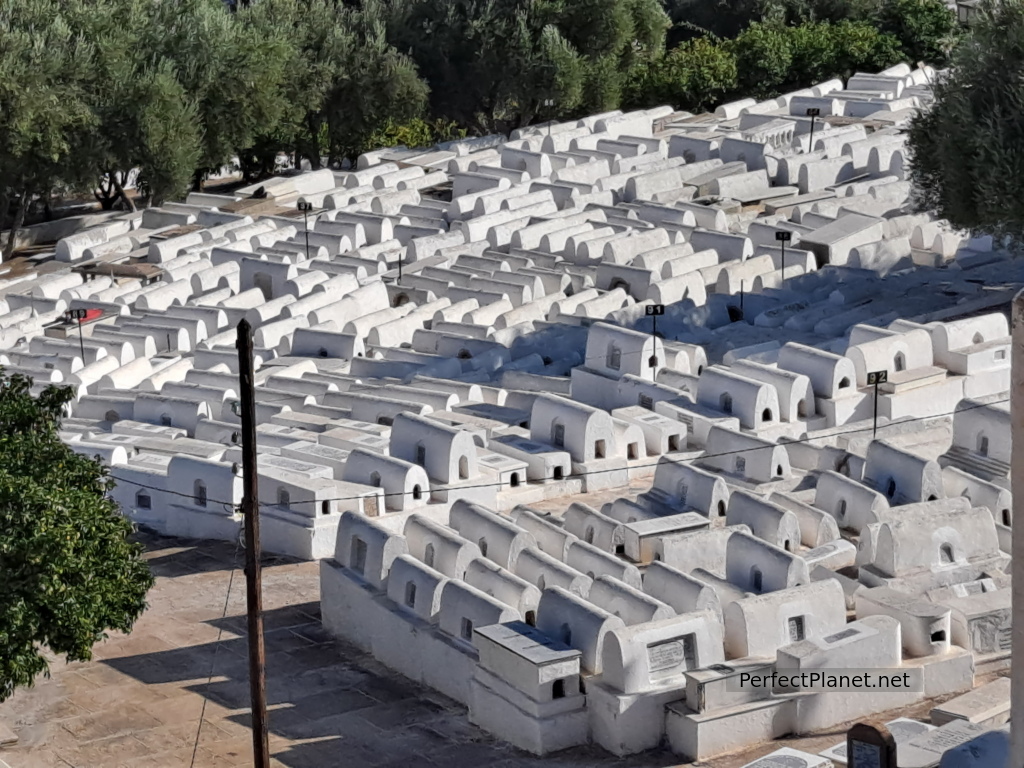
top-left (625, 37), bottom-right (738, 111)
top-left (664, 0), bottom-right (958, 66)
top-left (0, 370), bottom-right (154, 702)
top-left (730, 20), bottom-right (903, 99)
top-left (874, 0), bottom-right (959, 65)
top-left (908, 0), bottom-right (1024, 244)
top-left (360, 117), bottom-right (467, 157)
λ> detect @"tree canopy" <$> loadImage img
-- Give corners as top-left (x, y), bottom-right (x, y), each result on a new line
top-left (908, 0), bottom-right (1024, 245)
top-left (0, 370), bottom-right (154, 702)
top-left (0, 0), bottom-right (961, 258)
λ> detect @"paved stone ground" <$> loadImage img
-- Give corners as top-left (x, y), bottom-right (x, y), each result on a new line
top-left (0, 532), bottom-right (986, 768)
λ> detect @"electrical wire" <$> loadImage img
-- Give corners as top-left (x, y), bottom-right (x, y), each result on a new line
top-left (105, 396), bottom-right (1009, 508)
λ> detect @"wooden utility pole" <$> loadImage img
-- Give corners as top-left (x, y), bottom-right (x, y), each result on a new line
top-left (1010, 289), bottom-right (1024, 768)
top-left (236, 319), bottom-right (271, 768)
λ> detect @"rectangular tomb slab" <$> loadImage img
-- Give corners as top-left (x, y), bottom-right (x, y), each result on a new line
top-left (930, 677), bottom-right (1010, 728)
top-left (739, 746), bottom-right (834, 768)
top-left (897, 720), bottom-right (991, 768)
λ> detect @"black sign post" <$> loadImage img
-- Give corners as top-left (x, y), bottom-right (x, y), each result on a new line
top-left (806, 107), bottom-right (821, 153)
top-left (297, 201), bottom-right (313, 262)
top-left (65, 308), bottom-right (89, 361)
top-left (775, 230), bottom-right (792, 283)
top-left (646, 304), bottom-right (664, 367)
top-left (867, 370), bottom-right (888, 438)
top-left (847, 722), bottom-right (897, 768)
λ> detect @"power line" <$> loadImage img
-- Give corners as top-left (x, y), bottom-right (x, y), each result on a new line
top-left (189, 535), bottom-right (241, 768)
top-left (105, 396), bottom-right (1008, 508)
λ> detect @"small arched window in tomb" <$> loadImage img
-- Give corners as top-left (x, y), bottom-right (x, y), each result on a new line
top-left (460, 617), bottom-right (474, 641)
top-left (894, 352), bottom-right (906, 372)
top-left (973, 332), bottom-right (985, 344)
top-left (683, 150), bottom-right (697, 163)
top-left (552, 679), bottom-right (566, 699)
top-left (837, 499), bottom-right (847, 524)
top-left (750, 566), bottom-right (763, 593)
top-left (607, 343), bottom-right (622, 371)
top-left (160, 414), bottom-right (172, 427)
top-left (648, 355), bottom-right (658, 369)
top-left (594, 440), bottom-right (606, 459)
top-left (136, 491), bottom-right (151, 510)
top-left (457, 349), bottom-right (472, 360)
top-left (1002, 509), bottom-right (1012, 527)
top-left (735, 457), bottom-right (746, 474)
top-left (525, 610), bottom-right (537, 626)
top-left (415, 443), bottom-right (426, 466)
top-left (105, 410), bottom-right (120, 422)
top-left (404, 581), bottom-right (416, 608)
top-left (553, 466), bottom-right (564, 480)
top-left (321, 500), bottom-right (331, 515)
top-left (194, 480), bottom-right (207, 507)
top-left (584, 526), bottom-right (595, 545)
top-left (720, 393), bottom-right (733, 414)
top-left (509, 472), bottom-right (520, 488)
top-left (370, 471), bottom-right (382, 487)
top-left (412, 484), bottom-right (423, 501)
top-left (838, 377), bottom-right (851, 389)
top-left (478, 538), bottom-right (489, 557)
top-left (783, 539), bottom-right (793, 553)
top-left (394, 293), bottom-right (410, 307)
top-left (939, 543), bottom-right (954, 564)
top-left (424, 543), bottom-right (435, 568)
top-left (627, 442), bottom-right (639, 460)
top-left (458, 455), bottom-right (469, 479)
top-left (717, 500), bottom-right (726, 517)
top-left (885, 478), bottom-right (897, 499)
top-left (537, 574), bottom-right (546, 591)
top-left (697, 365), bottom-right (704, 375)
top-left (231, 431), bottom-right (240, 444)
top-left (797, 400), bottom-right (808, 418)
top-left (350, 536), bottom-right (367, 574)
top-left (761, 408), bottom-right (773, 422)
top-left (927, 495), bottom-right (939, 502)
top-left (552, 423), bottom-right (565, 449)
top-left (560, 622), bottom-right (572, 646)
top-left (277, 487), bottom-right (290, 509)
top-left (978, 434), bottom-right (989, 456)
top-left (776, 464), bottom-right (784, 477)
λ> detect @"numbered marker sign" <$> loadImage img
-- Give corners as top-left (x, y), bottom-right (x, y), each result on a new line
top-left (66, 309), bottom-right (88, 320)
top-left (646, 304), bottom-right (665, 316)
top-left (806, 107), bottom-right (821, 117)
top-left (297, 201), bottom-right (313, 212)
top-left (775, 231), bottom-right (793, 242)
top-left (867, 370), bottom-right (888, 385)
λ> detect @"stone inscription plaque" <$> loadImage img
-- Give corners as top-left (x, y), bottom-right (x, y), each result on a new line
top-left (647, 638), bottom-right (685, 672)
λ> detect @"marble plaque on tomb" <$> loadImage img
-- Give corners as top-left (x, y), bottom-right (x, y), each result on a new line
top-left (739, 746), bottom-right (834, 768)
top-left (897, 720), bottom-right (989, 768)
top-left (647, 635), bottom-right (694, 674)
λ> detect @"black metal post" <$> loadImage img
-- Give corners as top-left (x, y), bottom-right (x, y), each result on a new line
top-left (873, 380), bottom-right (880, 439)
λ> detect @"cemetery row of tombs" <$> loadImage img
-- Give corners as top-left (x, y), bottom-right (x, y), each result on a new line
top-left (0, 61), bottom-right (1017, 763)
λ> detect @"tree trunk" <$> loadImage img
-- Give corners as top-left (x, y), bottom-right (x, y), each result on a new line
top-left (111, 171), bottom-right (136, 212)
top-left (2, 188), bottom-right (29, 261)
